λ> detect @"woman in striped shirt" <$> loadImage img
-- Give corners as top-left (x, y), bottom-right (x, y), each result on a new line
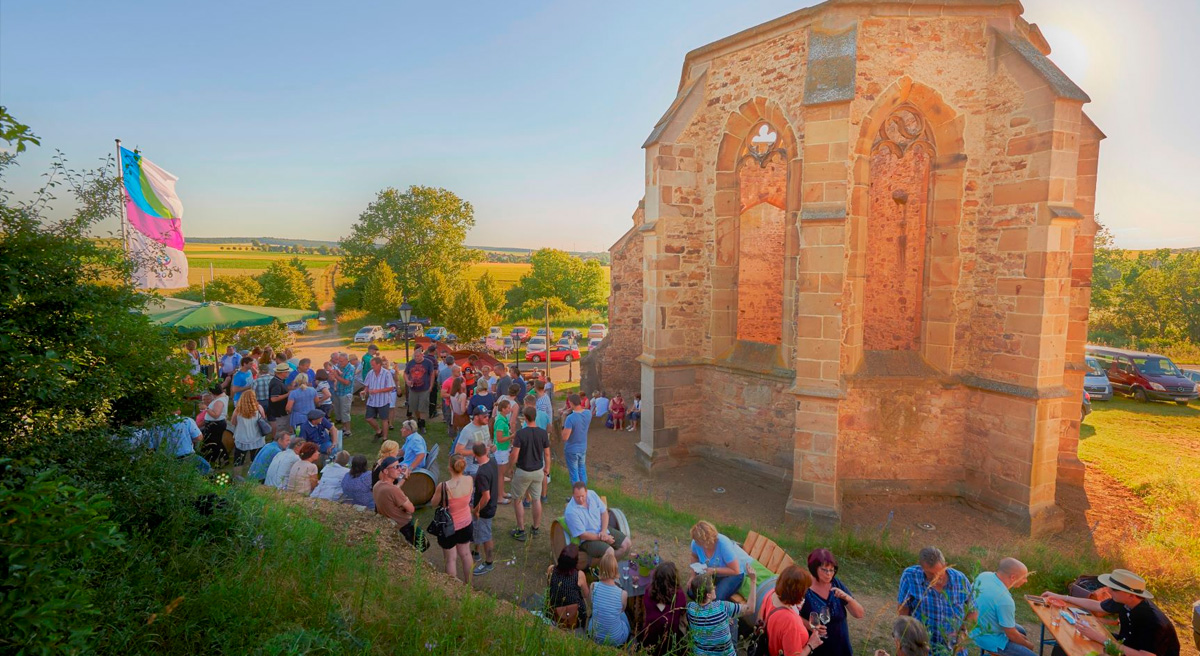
top-left (686, 567), bottom-right (759, 656)
top-left (587, 549), bottom-right (630, 646)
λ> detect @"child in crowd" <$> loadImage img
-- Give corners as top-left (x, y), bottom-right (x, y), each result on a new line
top-left (315, 368), bottom-right (333, 419)
top-left (628, 393), bottom-right (641, 432)
top-left (610, 392), bottom-right (626, 431)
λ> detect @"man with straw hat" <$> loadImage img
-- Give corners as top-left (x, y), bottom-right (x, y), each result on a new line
top-left (1042, 569), bottom-right (1179, 656)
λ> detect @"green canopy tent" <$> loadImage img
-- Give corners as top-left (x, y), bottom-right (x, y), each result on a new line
top-left (147, 301), bottom-right (318, 373)
top-left (142, 294), bottom-right (201, 313)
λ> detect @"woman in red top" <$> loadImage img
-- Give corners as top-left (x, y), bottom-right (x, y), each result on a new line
top-left (763, 565), bottom-right (826, 656)
top-left (610, 393), bottom-right (626, 431)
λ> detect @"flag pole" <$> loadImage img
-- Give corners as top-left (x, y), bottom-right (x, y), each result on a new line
top-left (115, 139), bottom-right (130, 269)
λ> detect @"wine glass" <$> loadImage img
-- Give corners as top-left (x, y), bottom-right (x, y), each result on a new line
top-left (809, 612), bottom-right (821, 630)
top-left (819, 608), bottom-right (832, 626)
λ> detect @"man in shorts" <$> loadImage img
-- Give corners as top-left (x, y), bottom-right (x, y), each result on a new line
top-left (509, 405), bottom-right (551, 541)
top-left (470, 442), bottom-right (498, 576)
top-left (404, 349), bottom-right (434, 432)
top-left (363, 355), bottom-right (396, 440)
top-left (564, 482), bottom-right (631, 561)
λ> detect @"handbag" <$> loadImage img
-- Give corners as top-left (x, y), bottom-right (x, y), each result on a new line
top-left (256, 410), bottom-right (273, 438)
top-left (426, 482), bottom-right (455, 538)
top-left (552, 603), bottom-right (580, 629)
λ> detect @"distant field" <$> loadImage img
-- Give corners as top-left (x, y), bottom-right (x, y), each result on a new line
top-left (179, 245), bottom-right (609, 298)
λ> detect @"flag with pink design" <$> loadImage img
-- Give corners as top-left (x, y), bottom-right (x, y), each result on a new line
top-left (121, 146), bottom-right (188, 289)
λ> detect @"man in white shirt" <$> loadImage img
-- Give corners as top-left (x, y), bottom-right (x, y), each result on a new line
top-left (362, 356), bottom-right (396, 440)
top-left (265, 439), bottom-right (305, 489)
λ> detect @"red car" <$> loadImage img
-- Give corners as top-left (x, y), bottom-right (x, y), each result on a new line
top-left (526, 345), bottom-right (580, 363)
top-left (511, 326), bottom-right (531, 342)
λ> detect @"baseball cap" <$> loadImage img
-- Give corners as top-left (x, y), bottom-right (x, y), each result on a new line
top-left (471, 404), bottom-right (490, 417)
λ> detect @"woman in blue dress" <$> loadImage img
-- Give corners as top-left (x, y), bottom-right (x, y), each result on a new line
top-left (800, 548), bottom-right (865, 656)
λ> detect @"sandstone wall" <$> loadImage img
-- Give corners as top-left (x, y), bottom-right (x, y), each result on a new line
top-left (583, 204), bottom-right (645, 398)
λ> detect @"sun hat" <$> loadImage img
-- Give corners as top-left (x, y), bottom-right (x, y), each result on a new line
top-left (275, 363), bottom-right (291, 373)
top-left (471, 404), bottom-right (490, 417)
top-left (1097, 569), bottom-right (1153, 599)
top-left (306, 409), bottom-right (325, 421)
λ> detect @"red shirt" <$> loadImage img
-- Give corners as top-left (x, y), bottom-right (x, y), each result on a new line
top-left (766, 603), bottom-right (809, 656)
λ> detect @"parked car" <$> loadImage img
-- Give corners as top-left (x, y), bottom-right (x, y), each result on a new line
top-left (526, 336), bottom-right (547, 353)
top-left (526, 345), bottom-right (580, 363)
top-left (556, 337), bottom-right (578, 349)
top-left (536, 327), bottom-right (556, 341)
top-left (424, 326), bottom-right (448, 341)
top-left (286, 320), bottom-right (307, 333)
top-left (1182, 369), bottom-right (1200, 388)
top-left (1083, 356), bottom-right (1113, 401)
top-left (411, 316), bottom-right (432, 327)
top-left (589, 323), bottom-right (608, 339)
top-left (488, 326), bottom-right (503, 339)
top-left (403, 323), bottom-right (424, 339)
top-left (588, 337), bottom-right (603, 350)
top-left (500, 336), bottom-right (515, 353)
top-left (511, 326), bottom-right (531, 342)
top-left (354, 325), bottom-right (384, 343)
top-left (445, 333), bottom-right (458, 344)
top-left (560, 329), bottom-right (583, 342)
top-left (1087, 345), bottom-right (1199, 405)
top-left (1082, 391), bottom-right (1092, 421)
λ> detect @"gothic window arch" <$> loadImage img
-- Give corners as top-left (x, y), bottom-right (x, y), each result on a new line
top-left (735, 120), bottom-right (788, 345)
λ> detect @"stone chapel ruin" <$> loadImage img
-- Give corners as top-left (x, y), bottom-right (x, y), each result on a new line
top-left (584, 0), bottom-right (1102, 535)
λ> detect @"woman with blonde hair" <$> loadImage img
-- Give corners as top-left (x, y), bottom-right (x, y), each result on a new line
top-left (587, 549), bottom-right (630, 646)
top-left (689, 520), bottom-right (746, 601)
top-left (877, 616), bottom-right (930, 656)
top-left (430, 454), bottom-right (475, 584)
top-left (229, 388), bottom-right (268, 468)
top-left (372, 439), bottom-right (401, 486)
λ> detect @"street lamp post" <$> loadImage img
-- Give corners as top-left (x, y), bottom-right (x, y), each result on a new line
top-left (398, 300), bottom-right (412, 363)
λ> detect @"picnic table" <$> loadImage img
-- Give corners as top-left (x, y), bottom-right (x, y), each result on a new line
top-left (1025, 597), bottom-right (1114, 656)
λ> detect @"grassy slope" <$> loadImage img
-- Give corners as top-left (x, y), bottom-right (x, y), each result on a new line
top-left (1078, 398), bottom-right (1200, 611)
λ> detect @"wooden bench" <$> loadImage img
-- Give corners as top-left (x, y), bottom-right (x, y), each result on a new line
top-left (729, 530), bottom-right (794, 603)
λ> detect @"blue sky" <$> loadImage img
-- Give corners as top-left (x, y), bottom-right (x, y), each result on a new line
top-left (1, 0), bottom-right (1197, 251)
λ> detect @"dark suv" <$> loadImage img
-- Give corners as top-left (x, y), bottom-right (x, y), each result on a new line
top-left (1086, 345), bottom-right (1199, 406)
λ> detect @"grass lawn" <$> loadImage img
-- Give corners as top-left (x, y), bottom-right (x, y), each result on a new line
top-left (1078, 397), bottom-right (1200, 601)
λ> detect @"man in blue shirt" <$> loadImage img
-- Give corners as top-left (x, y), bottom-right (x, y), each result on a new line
top-left (299, 409), bottom-right (339, 456)
top-left (560, 393), bottom-right (591, 485)
top-left (219, 346), bottom-right (241, 378)
top-left (147, 414), bottom-right (211, 475)
top-left (971, 558), bottom-right (1035, 656)
top-left (898, 546), bottom-right (975, 656)
top-left (286, 358), bottom-right (316, 389)
top-left (508, 364), bottom-right (527, 405)
top-left (564, 482), bottom-right (630, 560)
top-left (399, 419), bottom-right (427, 473)
top-left (330, 352), bottom-right (356, 436)
top-left (230, 357), bottom-right (257, 404)
top-left (248, 431), bottom-right (291, 482)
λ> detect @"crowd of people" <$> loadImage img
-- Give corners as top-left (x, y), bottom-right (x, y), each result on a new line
top-left (159, 339), bottom-right (1181, 656)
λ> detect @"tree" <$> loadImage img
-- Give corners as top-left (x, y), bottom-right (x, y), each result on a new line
top-left (258, 260), bottom-right (316, 309)
top-left (505, 248), bottom-right (607, 313)
top-left (415, 268), bottom-right (455, 322)
top-left (250, 238), bottom-right (261, 249)
top-left (288, 256), bottom-right (316, 291)
top-left (361, 260), bottom-right (403, 319)
top-left (445, 286), bottom-right (491, 341)
top-left (317, 245), bottom-right (329, 255)
top-left (475, 271), bottom-right (505, 318)
top-left (206, 275), bottom-right (265, 304)
top-left (339, 185), bottom-right (480, 297)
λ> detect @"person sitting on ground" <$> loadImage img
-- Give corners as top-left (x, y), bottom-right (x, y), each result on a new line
top-left (340, 454), bottom-right (375, 510)
top-left (877, 616), bottom-right (932, 656)
top-left (299, 408), bottom-right (340, 458)
top-left (311, 450), bottom-right (352, 501)
top-left (588, 548), bottom-right (631, 646)
top-left (689, 520), bottom-right (747, 602)
top-left (397, 420), bottom-right (427, 474)
top-left (641, 561), bottom-right (688, 656)
top-left (229, 388), bottom-right (268, 469)
top-left (802, 548), bottom-right (865, 656)
top-left (546, 543), bottom-right (590, 629)
top-left (591, 390), bottom-right (610, 424)
top-left (146, 411), bottom-right (212, 475)
top-left (686, 566), bottom-right (759, 656)
top-left (248, 431), bottom-right (291, 482)
top-left (628, 393), bottom-right (642, 432)
top-left (897, 546), bottom-right (974, 656)
top-left (266, 439), bottom-right (305, 489)
top-left (611, 392), bottom-right (626, 431)
top-left (763, 565), bottom-right (826, 656)
top-left (287, 442), bottom-right (321, 495)
top-left (373, 455), bottom-right (419, 546)
top-left (430, 454), bottom-right (475, 585)
top-left (1042, 569), bottom-right (1180, 656)
top-left (970, 557), bottom-right (1036, 656)
top-left (372, 439), bottom-right (401, 486)
top-left (492, 398), bottom-right (512, 505)
top-left (564, 482), bottom-right (631, 561)
top-left (455, 405), bottom-right (492, 477)
top-left (509, 405), bottom-right (551, 542)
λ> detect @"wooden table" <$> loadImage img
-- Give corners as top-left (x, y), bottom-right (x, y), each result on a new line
top-left (1026, 598), bottom-right (1111, 656)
